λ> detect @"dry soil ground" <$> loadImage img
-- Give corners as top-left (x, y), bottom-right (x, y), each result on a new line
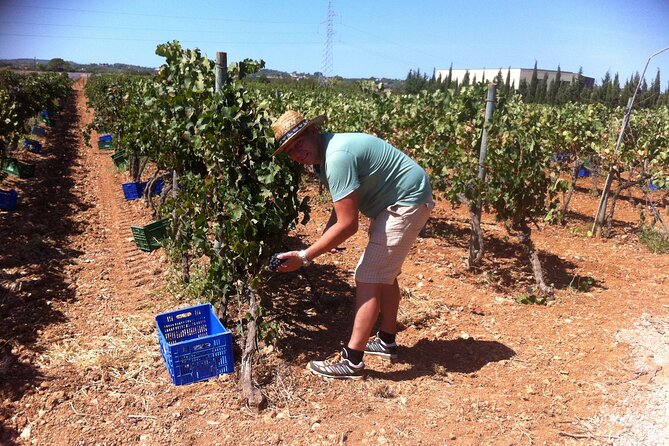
top-left (1, 80), bottom-right (669, 446)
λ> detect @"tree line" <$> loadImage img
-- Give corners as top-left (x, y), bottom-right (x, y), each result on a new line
top-left (405, 62), bottom-right (669, 109)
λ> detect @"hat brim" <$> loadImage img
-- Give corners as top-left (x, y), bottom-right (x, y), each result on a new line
top-left (272, 115), bottom-right (327, 156)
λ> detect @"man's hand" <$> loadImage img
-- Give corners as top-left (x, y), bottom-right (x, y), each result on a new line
top-left (275, 190), bottom-right (359, 273)
top-left (276, 251), bottom-right (304, 273)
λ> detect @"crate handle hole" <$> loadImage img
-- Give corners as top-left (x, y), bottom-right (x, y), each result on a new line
top-left (194, 343), bottom-right (211, 351)
top-left (176, 311), bottom-right (192, 319)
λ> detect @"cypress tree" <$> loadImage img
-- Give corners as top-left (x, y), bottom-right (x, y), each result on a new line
top-left (650, 69), bottom-right (661, 107)
top-left (547, 65), bottom-right (562, 105)
top-left (594, 71), bottom-right (611, 105)
top-left (556, 77), bottom-right (570, 105)
top-left (609, 73), bottom-right (621, 108)
top-left (446, 63), bottom-right (453, 89)
top-left (569, 67), bottom-right (585, 102)
top-left (518, 78), bottom-right (529, 99)
top-left (637, 77), bottom-right (650, 108)
top-left (494, 69), bottom-right (504, 88)
top-left (536, 73), bottom-right (549, 103)
top-left (621, 72), bottom-right (639, 107)
top-left (528, 61), bottom-right (539, 102)
top-left (462, 70), bottom-right (471, 87)
top-left (657, 80), bottom-right (669, 106)
top-left (505, 67), bottom-right (512, 96)
top-left (404, 68), bottom-right (429, 94)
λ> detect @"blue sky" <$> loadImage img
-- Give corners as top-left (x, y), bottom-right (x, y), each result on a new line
top-left (1, 0), bottom-right (668, 87)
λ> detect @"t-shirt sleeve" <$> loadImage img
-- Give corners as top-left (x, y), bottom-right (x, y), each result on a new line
top-left (326, 150), bottom-right (359, 202)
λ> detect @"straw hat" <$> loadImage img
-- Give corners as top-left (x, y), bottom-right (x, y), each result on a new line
top-left (271, 110), bottom-right (326, 156)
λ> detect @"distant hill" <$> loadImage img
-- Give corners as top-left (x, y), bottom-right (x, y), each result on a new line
top-left (250, 68), bottom-right (403, 89)
top-left (0, 58), bottom-right (402, 87)
top-left (0, 58), bottom-right (156, 75)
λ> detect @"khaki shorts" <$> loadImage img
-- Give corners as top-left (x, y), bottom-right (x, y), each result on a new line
top-left (354, 201), bottom-right (434, 285)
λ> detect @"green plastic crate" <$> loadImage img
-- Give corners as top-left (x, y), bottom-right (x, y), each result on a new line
top-left (37, 115), bottom-right (52, 126)
top-left (111, 151), bottom-right (127, 168)
top-left (131, 218), bottom-right (170, 252)
top-left (98, 140), bottom-right (115, 150)
top-left (2, 158), bottom-right (35, 179)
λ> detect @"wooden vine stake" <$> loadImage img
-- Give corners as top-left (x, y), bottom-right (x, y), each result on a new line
top-left (215, 51), bottom-right (265, 410)
top-left (468, 83), bottom-right (496, 268)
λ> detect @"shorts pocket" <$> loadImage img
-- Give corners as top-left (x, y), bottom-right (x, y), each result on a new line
top-left (369, 205), bottom-right (419, 246)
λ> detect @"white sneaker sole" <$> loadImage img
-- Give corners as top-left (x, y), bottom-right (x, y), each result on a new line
top-left (307, 363), bottom-right (365, 380)
top-left (364, 351), bottom-right (398, 361)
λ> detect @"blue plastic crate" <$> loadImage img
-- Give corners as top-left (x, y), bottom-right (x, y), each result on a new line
top-left (0, 189), bottom-right (18, 211)
top-left (24, 138), bottom-right (42, 153)
top-left (122, 181), bottom-right (145, 200)
top-left (122, 180), bottom-right (163, 200)
top-left (151, 178), bottom-right (164, 195)
top-left (98, 134), bottom-right (113, 142)
top-left (31, 125), bottom-right (46, 137)
top-left (155, 303), bottom-right (234, 385)
top-left (648, 180), bottom-right (667, 191)
top-left (577, 167), bottom-right (591, 178)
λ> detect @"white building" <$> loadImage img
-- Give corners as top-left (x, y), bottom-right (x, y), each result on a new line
top-left (434, 67), bottom-right (594, 89)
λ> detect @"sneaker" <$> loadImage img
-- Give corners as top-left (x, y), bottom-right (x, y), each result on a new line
top-left (365, 333), bottom-right (398, 360)
top-left (308, 349), bottom-right (365, 380)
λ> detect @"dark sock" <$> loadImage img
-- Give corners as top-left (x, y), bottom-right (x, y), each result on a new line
top-left (343, 346), bottom-right (364, 365)
top-left (378, 330), bottom-right (396, 345)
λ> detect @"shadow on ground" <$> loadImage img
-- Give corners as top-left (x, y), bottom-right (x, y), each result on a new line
top-left (427, 216), bottom-right (605, 293)
top-left (368, 337), bottom-right (516, 381)
top-left (0, 91), bottom-right (87, 445)
top-left (265, 232), bottom-right (517, 383)
top-left (265, 236), bottom-right (357, 363)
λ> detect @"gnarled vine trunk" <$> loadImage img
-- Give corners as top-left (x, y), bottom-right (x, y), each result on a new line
top-left (468, 202), bottom-right (484, 268)
top-left (459, 194), bottom-right (485, 269)
top-left (240, 286), bottom-right (266, 411)
top-left (560, 161), bottom-right (580, 222)
top-left (128, 153), bottom-right (141, 182)
top-left (516, 222), bottom-right (553, 296)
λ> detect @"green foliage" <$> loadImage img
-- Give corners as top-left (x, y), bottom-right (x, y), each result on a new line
top-left (416, 85), bottom-right (488, 204)
top-left (0, 69), bottom-right (71, 175)
top-left (485, 98), bottom-right (557, 227)
top-left (254, 76), bottom-right (668, 234)
top-left (404, 68), bottom-right (430, 94)
top-left (84, 42), bottom-right (308, 344)
top-left (639, 225), bottom-right (669, 254)
top-left (46, 58), bottom-right (72, 72)
top-left (567, 275), bottom-right (596, 292)
top-left (85, 48), bottom-right (669, 316)
top-left (514, 292), bottom-right (548, 305)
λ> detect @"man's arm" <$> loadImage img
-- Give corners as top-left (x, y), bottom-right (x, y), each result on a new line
top-left (278, 190), bottom-right (359, 272)
top-left (323, 208), bottom-right (337, 233)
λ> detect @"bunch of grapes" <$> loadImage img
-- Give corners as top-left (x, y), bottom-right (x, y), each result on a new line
top-left (268, 254), bottom-right (285, 272)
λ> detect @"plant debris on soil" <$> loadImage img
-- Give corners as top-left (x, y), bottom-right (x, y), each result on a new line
top-left (1, 80), bottom-right (669, 446)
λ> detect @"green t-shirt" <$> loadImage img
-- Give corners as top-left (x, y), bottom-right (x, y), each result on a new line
top-left (317, 133), bottom-right (432, 218)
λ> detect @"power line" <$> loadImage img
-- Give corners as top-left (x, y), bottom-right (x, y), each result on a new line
top-left (3, 3), bottom-right (317, 25)
top-left (339, 23), bottom-right (444, 61)
top-left (338, 41), bottom-right (423, 71)
top-left (0, 20), bottom-right (319, 36)
top-left (0, 32), bottom-right (321, 46)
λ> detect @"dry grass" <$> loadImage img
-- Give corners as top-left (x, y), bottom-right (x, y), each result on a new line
top-left (44, 314), bottom-right (158, 383)
top-left (397, 287), bottom-right (453, 329)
